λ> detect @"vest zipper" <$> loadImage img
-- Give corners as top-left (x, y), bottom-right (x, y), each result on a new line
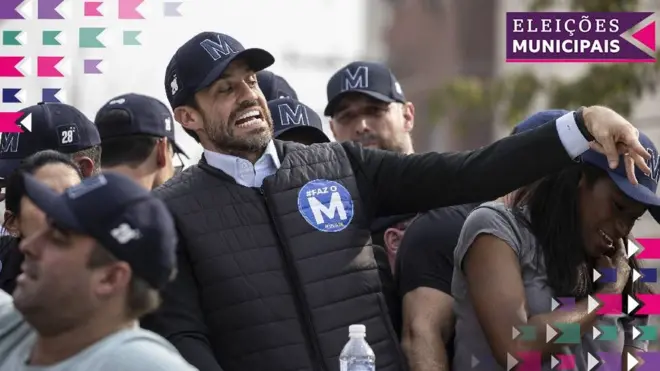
top-left (259, 187), bottom-right (327, 371)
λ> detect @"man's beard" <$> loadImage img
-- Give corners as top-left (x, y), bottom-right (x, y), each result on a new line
top-left (355, 132), bottom-right (406, 153)
top-left (203, 100), bottom-right (274, 157)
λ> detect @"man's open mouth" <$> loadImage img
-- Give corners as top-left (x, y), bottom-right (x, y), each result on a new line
top-left (234, 109), bottom-right (264, 128)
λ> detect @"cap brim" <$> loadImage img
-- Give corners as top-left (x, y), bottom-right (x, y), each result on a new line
top-left (197, 48), bottom-right (275, 93)
top-left (274, 126), bottom-right (331, 143)
top-left (324, 90), bottom-right (396, 116)
top-left (607, 171), bottom-right (660, 223)
top-left (0, 159), bottom-right (23, 180)
top-left (171, 140), bottom-right (190, 159)
top-left (23, 174), bottom-right (84, 232)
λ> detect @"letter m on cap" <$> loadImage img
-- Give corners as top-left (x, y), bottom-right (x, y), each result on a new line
top-left (0, 133), bottom-right (20, 154)
top-left (278, 104), bottom-right (309, 126)
top-left (342, 66), bottom-right (368, 91)
top-left (200, 36), bottom-right (238, 61)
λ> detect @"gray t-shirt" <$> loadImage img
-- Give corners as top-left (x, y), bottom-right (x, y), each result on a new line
top-left (0, 290), bottom-right (198, 371)
top-left (451, 202), bottom-right (648, 371)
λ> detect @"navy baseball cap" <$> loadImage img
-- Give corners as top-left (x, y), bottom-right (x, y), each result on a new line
top-left (95, 93), bottom-right (189, 158)
top-left (324, 61), bottom-right (406, 117)
top-left (513, 109), bottom-right (660, 222)
top-left (268, 98), bottom-right (330, 143)
top-left (511, 109), bottom-right (569, 135)
top-left (257, 71), bottom-right (298, 101)
top-left (22, 171), bottom-right (177, 289)
top-left (165, 32), bottom-right (274, 109)
top-left (0, 103), bottom-right (101, 179)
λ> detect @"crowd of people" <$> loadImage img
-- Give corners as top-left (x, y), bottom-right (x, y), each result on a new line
top-left (0, 30), bottom-right (658, 371)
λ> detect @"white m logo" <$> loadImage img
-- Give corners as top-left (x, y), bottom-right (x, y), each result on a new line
top-left (278, 104), bottom-right (309, 126)
top-left (200, 36), bottom-right (238, 61)
top-left (308, 192), bottom-right (347, 224)
top-left (343, 66), bottom-right (368, 91)
top-left (0, 133), bottom-right (20, 154)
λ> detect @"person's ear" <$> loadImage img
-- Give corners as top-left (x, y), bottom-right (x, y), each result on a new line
top-left (401, 102), bottom-right (415, 132)
top-left (174, 106), bottom-right (204, 135)
top-left (76, 157), bottom-right (95, 178)
top-left (155, 139), bottom-right (169, 168)
top-left (3, 211), bottom-right (19, 236)
top-left (383, 227), bottom-right (405, 257)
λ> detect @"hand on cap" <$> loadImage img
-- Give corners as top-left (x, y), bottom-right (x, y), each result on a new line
top-left (583, 106), bottom-right (651, 185)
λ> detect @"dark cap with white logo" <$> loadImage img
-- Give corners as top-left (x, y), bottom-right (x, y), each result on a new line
top-left (95, 93), bottom-right (188, 158)
top-left (22, 171), bottom-right (177, 289)
top-left (324, 61), bottom-right (406, 117)
top-left (513, 109), bottom-right (660, 223)
top-left (257, 71), bottom-right (298, 101)
top-left (268, 98), bottom-right (330, 143)
top-left (165, 32), bottom-right (275, 109)
top-left (0, 103), bottom-right (100, 179)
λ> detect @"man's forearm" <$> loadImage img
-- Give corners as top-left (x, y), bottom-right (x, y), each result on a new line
top-left (402, 333), bottom-right (449, 371)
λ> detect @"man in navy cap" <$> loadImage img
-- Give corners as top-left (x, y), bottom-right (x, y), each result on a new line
top-left (324, 62), bottom-right (416, 326)
top-left (0, 172), bottom-right (197, 370)
top-left (95, 93), bottom-right (189, 190)
top-left (143, 30), bottom-right (651, 371)
top-left (325, 61), bottom-right (414, 154)
top-left (268, 97), bottom-right (330, 144)
top-left (0, 102), bottom-right (102, 180)
top-left (257, 70), bottom-right (298, 101)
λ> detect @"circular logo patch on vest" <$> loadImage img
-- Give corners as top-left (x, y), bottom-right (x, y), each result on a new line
top-left (297, 179), bottom-right (354, 233)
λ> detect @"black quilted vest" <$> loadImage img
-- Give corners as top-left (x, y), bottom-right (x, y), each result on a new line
top-left (157, 141), bottom-right (406, 371)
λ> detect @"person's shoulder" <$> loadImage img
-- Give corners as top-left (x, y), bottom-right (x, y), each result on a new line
top-left (0, 288), bottom-right (11, 307)
top-left (152, 165), bottom-right (207, 200)
top-left (97, 328), bottom-right (197, 370)
top-left (422, 203), bottom-right (480, 224)
top-left (465, 201), bottom-right (518, 224)
top-left (406, 203), bottom-right (479, 239)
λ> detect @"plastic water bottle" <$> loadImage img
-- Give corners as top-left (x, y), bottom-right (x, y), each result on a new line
top-left (339, 324), bottom-right (376, 371)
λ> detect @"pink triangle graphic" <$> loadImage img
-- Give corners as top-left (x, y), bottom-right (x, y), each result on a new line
top-left (632, 21), bottom-right (656, 52)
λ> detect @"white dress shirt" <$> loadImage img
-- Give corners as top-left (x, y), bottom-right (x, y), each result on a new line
top-left (203, 140), bottom-right (281, 187)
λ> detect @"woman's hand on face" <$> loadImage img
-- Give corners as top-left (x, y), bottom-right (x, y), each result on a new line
top-left (596, 239), bottom-right (631, 294)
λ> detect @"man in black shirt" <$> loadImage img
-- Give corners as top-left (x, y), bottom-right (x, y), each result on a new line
top-left (397, 203), bottom-right (478, 371)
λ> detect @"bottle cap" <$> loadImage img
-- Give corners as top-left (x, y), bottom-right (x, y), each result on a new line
top-left (348, 324), bottom-right (366, 337)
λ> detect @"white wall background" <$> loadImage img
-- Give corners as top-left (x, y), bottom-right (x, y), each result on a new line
top-left (0, 0), bottom-right (369, 163)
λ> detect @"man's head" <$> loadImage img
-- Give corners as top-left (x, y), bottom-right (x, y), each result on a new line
top-left (268, 98), bottom-right (330, 145)
top-left (325, 61), bottom-right (415, 153)
top-left (382, 217), bottom-right (416, 273)
top-left (3, 150), bottom-right (84, 240)
top-left (257, 71), bottom-right (298, 101)
top-left (166, 32), bottom-right (275, 160)
top-left (0, 103), bottom-right (101, 180)
top-left (95, 93), bottom-right (189, 189)
top-left (13, 172), bottom-right (177, 335)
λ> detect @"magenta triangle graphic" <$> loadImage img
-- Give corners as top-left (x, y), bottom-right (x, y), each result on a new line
top-left (632, 21), bottom-right (656, 52)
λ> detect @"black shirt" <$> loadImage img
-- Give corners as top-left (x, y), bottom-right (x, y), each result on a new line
top-left (0, 236), bottom-right (21, 294)
top-left (395, 203), bottom-right (478, 365)
top-left (396, 203), bottom-right (479, 296)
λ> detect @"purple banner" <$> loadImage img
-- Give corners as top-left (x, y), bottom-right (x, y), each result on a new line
top-left (506, 12), bottom-right (655, 62)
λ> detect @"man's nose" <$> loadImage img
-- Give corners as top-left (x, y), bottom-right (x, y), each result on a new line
top-left (236, 81), bottom-right (259, 102)
top-left (355, 118), bottom-right (370, 135)
top-left (18, 227), bottom-right (46, 257)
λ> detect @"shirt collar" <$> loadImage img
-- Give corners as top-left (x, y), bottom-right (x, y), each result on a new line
top-left (203, 140), bottom-right (281, 183)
